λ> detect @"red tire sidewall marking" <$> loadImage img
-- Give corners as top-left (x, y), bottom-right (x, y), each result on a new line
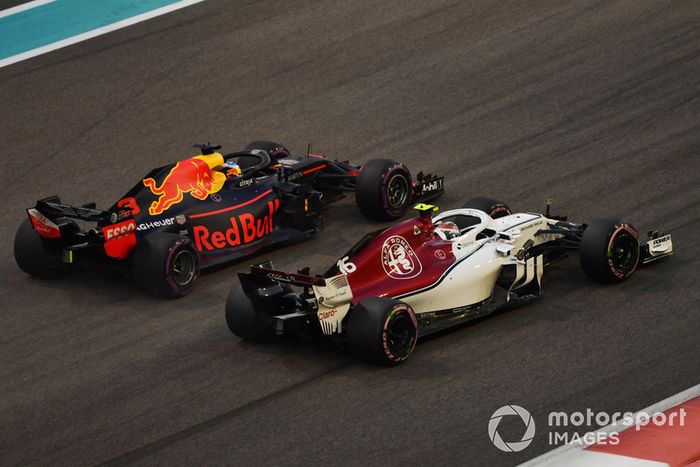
top-left (382, 304), bottom-right (418, 362)
top-left (607, 224), bottom-right (639, 279)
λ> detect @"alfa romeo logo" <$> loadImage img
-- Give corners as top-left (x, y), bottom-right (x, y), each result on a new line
top-left (381, 235), bottom-right (422, 279)
top-left (488, 405), bottom-right (535, 452)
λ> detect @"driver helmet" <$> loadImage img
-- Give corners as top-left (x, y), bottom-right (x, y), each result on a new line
top-left (223, 160), bottom-right (242, 177)
top-left (434, 221), bottom-right (460, 241)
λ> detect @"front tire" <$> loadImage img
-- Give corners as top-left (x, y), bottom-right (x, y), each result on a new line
top-left (580, 219), bottom-right (640, 284)
top-left (225, 281), bottom-right (275, 343)
top-left (463, 196), bottom-right (512, 218)
top-left (347, 298), bottom-right (418, 366)
top-left (355, 159), bottom-right (413, 221)
top-left (130, 233), bottom-right (199, 298)
top-left (14, 219), bottom-right (66, 279)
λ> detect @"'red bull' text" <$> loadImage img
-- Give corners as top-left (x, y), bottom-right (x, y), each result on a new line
top-left (193, 200), bottom-right (280, 251)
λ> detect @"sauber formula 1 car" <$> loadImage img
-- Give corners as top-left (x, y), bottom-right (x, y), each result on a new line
top-left (226, 197), bottom-right (674, 365)
top-left (14, 141), bottom-right (443, 297)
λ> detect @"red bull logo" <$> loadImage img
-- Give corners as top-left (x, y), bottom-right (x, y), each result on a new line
top-left (193, 199), bottom-right (280, 251)
top-left (143, 154), bottom-right (226, 216)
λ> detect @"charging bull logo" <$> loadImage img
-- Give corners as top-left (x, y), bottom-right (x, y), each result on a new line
top-left (381, 235), bottom-right (422, 279)
top-left (143, 153), bottom-right (226, 216)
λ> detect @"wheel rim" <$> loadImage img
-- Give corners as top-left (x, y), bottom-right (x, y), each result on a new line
top-left (386, 174), bottom-right (409, 209)
top-left (386, 312), bottom-right (414, 355)
top-left (609, 231), bottom-right (638, 273)
top-left (171, 249), bottom-right (196, 286)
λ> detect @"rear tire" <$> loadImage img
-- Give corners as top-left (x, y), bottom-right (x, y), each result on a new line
top-left (347, 298), bottom-right (418, 366)
top-left (225, 281), bottom-right (275, 342)
top-left (462, 196), bottom-right (512, 218)
top-left (130, 233), bottom-right (199, 298)
top-left (14, 219), bottom-right (66, 279)
top-left (580, 219), bottom-right (640, 284)
top-left (356, 159), bottom-right (413, 221)
top-left (244, 140), bottom-right (291, 160)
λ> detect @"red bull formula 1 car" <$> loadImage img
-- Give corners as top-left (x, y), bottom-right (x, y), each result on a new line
top-left (14, 141), bottom-right (443, 297)
top-left (225, 197), bottom-right (674, 365)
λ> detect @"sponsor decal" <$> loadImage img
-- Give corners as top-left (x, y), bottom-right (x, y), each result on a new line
top-left (109, 208), bottom-right (134, 224)
top-left (318, 308), bottom-right (337, 320)
top-left (434, 249), bottom-right (447, 260)
top-left (210, 193), bottom-right (222, 202)
top-left (267, 272), bottom-right (294, 282)
top-left (420, 178), bottom-right (443, 194)
top-left (287, 171), bottom-right (304, 181)
top-left (277, 158), bottom-right (299, 166)
top-left (192, 199), bottom-right (280, 251)
top-left (102, 219), bottom-right (137, 259)
top-left (28, 208), bottom-right (61, 238)
top-left (414, 225), bottom-right (421, 235)
top-left (143, 154), bottom-right (226, 216)
top-left (381, 235), bottom-right (422, 279)
top-left (103, 219), bottom-right (136, 240)
top-left (520, 219), bottom-right (544, 231)
top-left (647, 234), bottom-right (672, 257)
top-left (137, 217), bottom-right (176, 231)
top-left (117, 197), bottom-right (141, 216)
top-left (237, 178), bottom-right (254, 188)
top-left (652, 234), bottom-right (671, 246)
top-left (318, 275), bottom-right (351, 302)
top-left (176, 214), bottom-right (187, 225)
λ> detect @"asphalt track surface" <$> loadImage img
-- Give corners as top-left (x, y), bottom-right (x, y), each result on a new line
top-left (1, 1), bottom-right (699, 465)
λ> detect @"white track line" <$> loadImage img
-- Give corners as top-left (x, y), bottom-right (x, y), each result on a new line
top-left (0, 0), bottom-right (55, 19)
top-left (0, 0), bottom-right (205, 69)
top-left (520, 382), bottom-right (700, 466)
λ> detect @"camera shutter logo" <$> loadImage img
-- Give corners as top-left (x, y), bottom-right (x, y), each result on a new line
top-left (488, 405), bottom-right (535, 452)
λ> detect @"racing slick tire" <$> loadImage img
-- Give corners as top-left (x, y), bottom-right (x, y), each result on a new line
top-left (462, 196), bottom-right (512, 218)
top-left (355, 159), bottom-right (413, 221)
top-left (14, 218), bottom-right (68, 279)
top-left (347, 298), bottom-right (418, 366)
top-left (580, 219), bottom-right (640, 284)
top-left (130, 233), bottom-right (200, 298)
top-left (225, 281), bottom-right (275, 343)
top-left (244, 140), bottom-right (292, 160)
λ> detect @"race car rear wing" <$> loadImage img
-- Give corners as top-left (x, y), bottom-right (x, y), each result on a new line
top-left (250, 265), bottom-right (327, 287)
top-left (34, 195), bottom-right (110, 223)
